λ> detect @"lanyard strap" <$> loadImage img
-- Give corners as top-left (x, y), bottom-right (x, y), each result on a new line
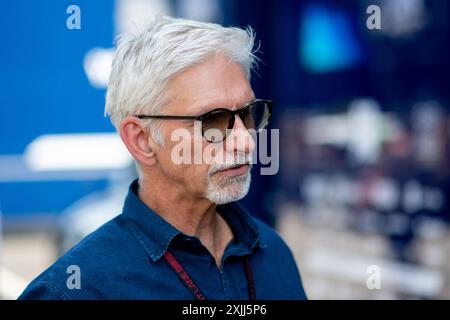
top-left (163, 250), bottom-right (256, 300)
top-left (243, 254), bottom-right (256, 300)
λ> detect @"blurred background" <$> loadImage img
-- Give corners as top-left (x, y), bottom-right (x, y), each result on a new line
top-left (1, 0), bottom-right (449, 299)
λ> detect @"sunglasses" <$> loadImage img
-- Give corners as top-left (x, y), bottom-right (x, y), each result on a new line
top-left (135, 99), bottom-right (272, 143)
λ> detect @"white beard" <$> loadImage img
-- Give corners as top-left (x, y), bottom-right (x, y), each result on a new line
top-left (205, 152), bottom-right (252, 204)
top-left (205, 170), bottom-right (251, 205)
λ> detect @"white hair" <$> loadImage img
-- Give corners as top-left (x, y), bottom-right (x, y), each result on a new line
top-left (105, 15), bottom-right (259, 145)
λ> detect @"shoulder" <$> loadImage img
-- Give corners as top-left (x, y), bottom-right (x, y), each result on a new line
top-left (252, 216), bottom-right (297, 260)
top-left (18, 215), bottom-right (140, 300)
top-left (229, 202), bottom-right (295, 256)
top-left (251, 216), bottom-right (308, 299)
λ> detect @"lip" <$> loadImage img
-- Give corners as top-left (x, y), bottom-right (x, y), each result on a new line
top-left (217, 164), bottom-right (250, 177)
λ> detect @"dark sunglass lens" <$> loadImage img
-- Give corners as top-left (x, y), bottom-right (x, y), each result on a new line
top-left (202, 110), bottom-right (231, 142)
top-left (244, 101), bottom-right (270, 131)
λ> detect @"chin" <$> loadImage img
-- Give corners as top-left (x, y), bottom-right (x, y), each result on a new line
top-left (206, 172), bottom-right (251, 204)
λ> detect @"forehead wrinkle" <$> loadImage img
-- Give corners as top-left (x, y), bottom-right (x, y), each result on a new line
top-left (192, 91), bottom-right (255, 115)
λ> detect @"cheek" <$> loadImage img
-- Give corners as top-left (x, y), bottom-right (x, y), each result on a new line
top-left (188, 162), bottom-right (211, 187)
top-left (158, 142), bottom-right (209, 187)
top-left (192, 138), bottom-right (214, 189)
top-left (160, 126), bottom-right (217, 188)
top-left (199, 138), bottom-right (227, 165)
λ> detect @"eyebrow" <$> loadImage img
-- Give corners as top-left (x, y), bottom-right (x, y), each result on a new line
top-left (195, 97), bottom-right (256, 116)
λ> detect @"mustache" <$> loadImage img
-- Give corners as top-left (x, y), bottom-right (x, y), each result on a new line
top-left (208, 154), bottom-right (252, 175)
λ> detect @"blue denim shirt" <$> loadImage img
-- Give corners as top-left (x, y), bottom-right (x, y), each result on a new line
top-left (19, 180), bottom-right (307, 300)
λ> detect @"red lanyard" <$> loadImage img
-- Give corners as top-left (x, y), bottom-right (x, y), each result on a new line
top-left (163, 250), bottom-right (256, 300)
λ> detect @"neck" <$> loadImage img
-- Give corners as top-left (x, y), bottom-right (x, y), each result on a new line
top-left (138, 176), bottom-right (233, 267)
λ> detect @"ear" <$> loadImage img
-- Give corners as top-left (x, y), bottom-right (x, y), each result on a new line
top-left (119, 117), bottom-right (157, 167)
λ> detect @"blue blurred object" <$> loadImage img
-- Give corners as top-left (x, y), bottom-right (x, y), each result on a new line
top-left (0, 1), bottom-right (115, 225)
top-left (299, 3), bottom-right (363, 73)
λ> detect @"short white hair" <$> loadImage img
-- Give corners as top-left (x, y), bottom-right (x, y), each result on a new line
top-left (105, 15), bottom-right (259, 144)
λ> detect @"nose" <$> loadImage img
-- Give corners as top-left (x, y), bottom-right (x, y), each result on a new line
top-left (225, 114), bottom-right (256, 154)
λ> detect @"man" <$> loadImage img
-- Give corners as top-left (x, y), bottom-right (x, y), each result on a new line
top-left (19, 16), bottom-right (307, 300)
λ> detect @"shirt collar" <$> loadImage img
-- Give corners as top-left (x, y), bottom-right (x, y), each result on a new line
top-left (121, 179), bottom-right (263, 262)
